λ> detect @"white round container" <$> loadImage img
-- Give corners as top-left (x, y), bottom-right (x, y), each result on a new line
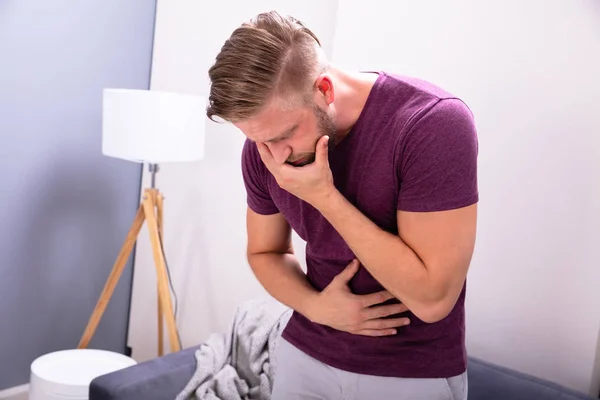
top-left (29, 349), bottom-right (137, 400)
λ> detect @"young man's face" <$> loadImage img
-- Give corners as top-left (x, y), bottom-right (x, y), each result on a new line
top-left (234, 100), bottom-right (336, 167)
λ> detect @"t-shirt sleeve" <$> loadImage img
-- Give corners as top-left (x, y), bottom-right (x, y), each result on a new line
top-left (241, 139), bottom-right (280, 215)
top-left (396, 98), bottom-right (479, 212)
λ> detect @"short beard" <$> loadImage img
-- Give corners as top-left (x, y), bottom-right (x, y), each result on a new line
top-left (286, 105), bottom-right (336, 167)
top-left (314, 104), bottom-right (337, 145)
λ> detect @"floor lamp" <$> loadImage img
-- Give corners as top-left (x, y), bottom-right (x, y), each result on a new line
top-left (77, 88), bottom-right (206, 356)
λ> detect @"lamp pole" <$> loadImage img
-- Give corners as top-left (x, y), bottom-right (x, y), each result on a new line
top-left (149, 163), bottom-right (159, 189)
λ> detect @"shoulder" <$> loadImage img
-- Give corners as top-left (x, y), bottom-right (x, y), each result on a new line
top-left (392, 93), bottom-right (479, 211)
top-left (374, 72), bottom-right (477, 150)
top-left (395, 96), bottom-right (478, 177)
top-left (412, 97), bottom-right (475, 132)
top-left (381, 72), bottom-right (457, 100)
top-left (379, 72), bottom-right (472, 111)
top-left (369, 72), bottom-right (475, 130)
top-left (406, 97), bottom-right (477, 147)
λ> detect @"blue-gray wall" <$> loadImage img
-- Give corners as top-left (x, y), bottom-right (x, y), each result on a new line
top-left (0, 1), bottom-right (157, 390)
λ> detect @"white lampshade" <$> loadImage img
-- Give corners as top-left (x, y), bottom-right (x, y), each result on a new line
top-left (102, 88), bottom-right (206, 163)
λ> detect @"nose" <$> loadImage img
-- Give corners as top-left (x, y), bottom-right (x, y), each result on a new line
top-left (266, 142), bottom-right (291, 164)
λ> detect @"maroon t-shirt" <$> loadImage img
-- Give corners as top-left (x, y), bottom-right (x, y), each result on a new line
top-left (241, 71), bottom-right (479, 378)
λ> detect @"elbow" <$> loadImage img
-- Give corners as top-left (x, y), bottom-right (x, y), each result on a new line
top-left (409, 288), bottom-right (458, 324)
top-left (409, 275), bottom-right (464, 323)
top-left (415, 301), bottom-right (454, 324)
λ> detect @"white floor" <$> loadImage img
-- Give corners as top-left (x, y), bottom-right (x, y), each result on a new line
top-left (0, 384), bottom-right (28, 400)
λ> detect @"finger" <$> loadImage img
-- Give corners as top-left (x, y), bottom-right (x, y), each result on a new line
top-left (362, 303), bottom-right (410, 320)
top-left (333, 259), bottom-right (360, 285)
top-left (361, 317), bottom-right (410, 330)
top-left (316, 135), bottom-right (330, 167)
top-left (359, 290), bottom-right (396, 308)
top-left (255, 142), bottom-right (277, 170)
top-left (355, 329), bottom-right (398, 337)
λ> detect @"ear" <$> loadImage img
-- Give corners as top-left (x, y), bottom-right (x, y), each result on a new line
top-left (314, 75), bottom-right (334, 105)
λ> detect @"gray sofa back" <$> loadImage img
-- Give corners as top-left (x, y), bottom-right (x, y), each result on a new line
top-left (468, 357), bottom-right (594, 400)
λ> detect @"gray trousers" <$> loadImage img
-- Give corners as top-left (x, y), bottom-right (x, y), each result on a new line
top-left (271, 338), bottom-right (468, 400)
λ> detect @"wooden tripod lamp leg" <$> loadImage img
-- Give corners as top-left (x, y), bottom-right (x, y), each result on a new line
top-left (142, 192), bottom-right (181, 353)
top-left (78, 205), bottom-right (146, 349)
top-left (158, 284), bottom-right (164, 356)
top-left (155, 191), bottom-right (165, 356)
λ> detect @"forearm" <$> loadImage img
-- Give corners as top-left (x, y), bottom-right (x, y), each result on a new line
top-left (247, 252), bottom-right (318, 319)
top-left (317, 192), bottom-right (444, 320)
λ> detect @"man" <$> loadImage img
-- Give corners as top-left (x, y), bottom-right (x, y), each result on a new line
top-left (206, 11), bottom-right (478, 400)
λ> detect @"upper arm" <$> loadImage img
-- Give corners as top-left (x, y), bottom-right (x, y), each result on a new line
top-left (246, 207), bottom-right (293, 256)
top-left (396, 98), bottom-right (478, 213)
top-left (395, 98), bottom-right (479, 313)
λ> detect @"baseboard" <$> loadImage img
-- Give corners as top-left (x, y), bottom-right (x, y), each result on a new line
top-left (0, 384), bottom-right (29, 400)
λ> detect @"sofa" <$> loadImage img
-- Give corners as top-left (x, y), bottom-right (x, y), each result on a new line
top-left (89, 345), bottom-right (597, 400)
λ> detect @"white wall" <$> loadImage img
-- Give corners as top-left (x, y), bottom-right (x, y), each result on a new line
top-left (127, 0), bottom-right (600, 394)
top-left (332, 0), bottom-right (600, 395)
top-left (126, 0), bottom-right (338, 362)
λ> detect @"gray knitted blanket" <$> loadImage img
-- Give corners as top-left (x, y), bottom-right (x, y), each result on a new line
top-left (175, 297), bottom-right (292, 400)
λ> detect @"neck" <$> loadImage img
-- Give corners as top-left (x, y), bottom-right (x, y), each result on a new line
top-left (329, 67), bottom-right (379, 141)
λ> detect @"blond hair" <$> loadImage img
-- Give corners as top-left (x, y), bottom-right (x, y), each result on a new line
top-left (206, 11), bottom-right (327, 122)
